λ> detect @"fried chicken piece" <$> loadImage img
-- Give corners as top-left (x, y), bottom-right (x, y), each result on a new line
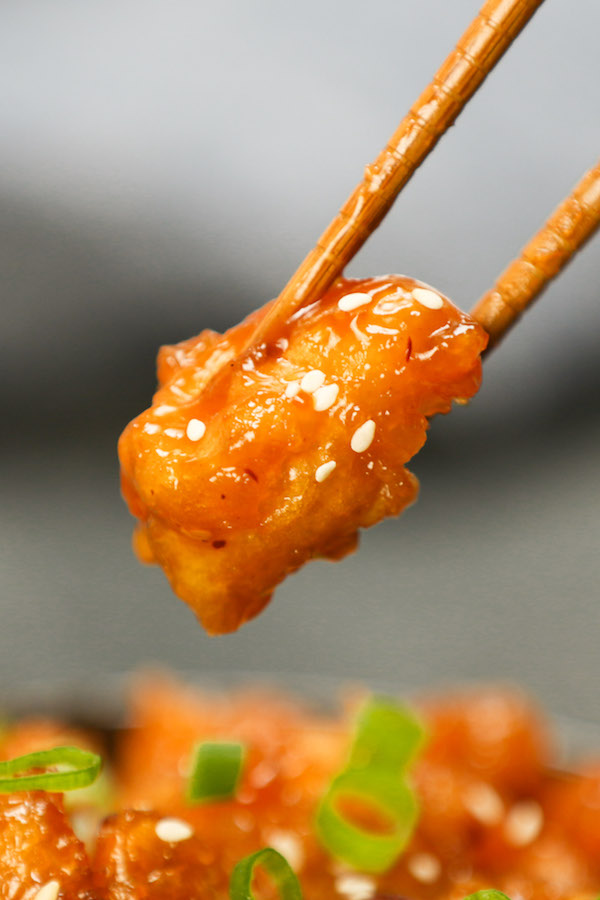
top-left (0, 791), bottom-right (95, 900)
top-left (93, 810), bottom-right (221, 900)
top-left (119, 275), bottom-right (487, 633)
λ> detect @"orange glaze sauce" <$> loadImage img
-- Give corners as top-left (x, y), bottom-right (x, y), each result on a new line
top-left (1, 677), bottom-right (599, 900)
top-left (118, 276), bottom-right (487, 634)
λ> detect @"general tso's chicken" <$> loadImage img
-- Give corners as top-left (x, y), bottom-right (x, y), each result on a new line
top-left (118, 275), bottom-right (487, 633)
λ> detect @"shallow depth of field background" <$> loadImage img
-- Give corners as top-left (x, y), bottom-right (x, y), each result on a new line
top-left (1, 1), bottom-right (599, 720)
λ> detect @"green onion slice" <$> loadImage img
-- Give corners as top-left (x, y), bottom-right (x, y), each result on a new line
top-left (230, 847), bottom-right (302, 900)
top-left (188, 741), bottom-right (245, 803)
top-left (348, 697), bottom-right (426, 772)
top-left (315, 767), bottom-right (419, 873)
top-left (0, 746), bottom-right (102, 793)
top-left (462, 892), bottom-right (513, 900)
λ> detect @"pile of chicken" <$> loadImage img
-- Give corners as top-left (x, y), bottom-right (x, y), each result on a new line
top-left (1, 676), bottom-right (600, 900)
top-left (119, 276), bottom-right (487, 633)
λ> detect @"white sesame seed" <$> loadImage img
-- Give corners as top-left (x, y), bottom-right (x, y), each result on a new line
top-left (155, 817), bottom-right (194, 843)
top-left (155, 448), bottom-right (169, 458)
top-left (313, 383), bottom-right (339, 411)
top-left (337, 291), bottom-right (372, 312)
top-left (171, 384), bottom-right (191, 401)
top-left (154, 404), bottom-right (177, 416)
top-left (407, 852), bottom-right (441, 883)
top-left (186, 418), bottom-right (206, 441)
top-left (412, 287), bottom-right (444, 309)
top-left (250, 760), bottom-right (277, 789)
top-left (266, 830), bottom-right (304, 871)
top-left (315, 460), bottom-right (336, 482)
top-left (335, 874), bottom-right (376, 900)
top-left (463, 782), bottom-right (504, 826)
top-left (233, 810), bottom-right (255, 832)
top-left (284, 380), bottom-right (301, 398)
top-left (143, 422), bottom-right (161, 435)
top-left (350, 420), bottom-right (376, 453)
top-left (300, 370), bottom-right (326, 394)
top-left (504, 801), bottom-right (544, 847)
top-left (164, 427), bottom-right (184, 439)
top-left (32, 882), bottom-right (60, 900)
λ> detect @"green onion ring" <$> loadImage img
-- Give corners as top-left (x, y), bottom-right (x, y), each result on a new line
top-left (188, 741), bottom-right (245, 803)
top-left (230, 847), bottom-right (302, 900)
top-left (349, 697), bottom-right (426, 772)
top-left (0, 746), bottom-right (102, 793)
top-left (462, 892), bottom-right (513, 900)
top-left (315, 767), bottom-right (419, 873)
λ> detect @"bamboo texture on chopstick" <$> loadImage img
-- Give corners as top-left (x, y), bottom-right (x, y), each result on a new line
top-left (471, 159), bottom-right (600, 350)
top-left (248, 0), bottom-right (545, 351)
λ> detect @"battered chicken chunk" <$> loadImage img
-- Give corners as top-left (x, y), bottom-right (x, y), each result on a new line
top-left (118, 275), bottom-right (487, 633)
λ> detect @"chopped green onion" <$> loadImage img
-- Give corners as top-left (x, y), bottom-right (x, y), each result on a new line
top-left (316, 696), bottom-right (425, 872)
top-left (462, 892), bottom-right (512, 900)
top-left (0, 746), bottom-right (102, 793)
top-left (315, 767), bottom-right (419, 873)
top-left (188, 741), bottom-right (245, 803)
top-left (230, 847), bottom-right (302, 900)
top-left (348, 697), bottom-right (426, 772)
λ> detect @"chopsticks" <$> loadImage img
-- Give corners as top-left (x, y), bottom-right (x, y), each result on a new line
top-left (247, 0), bottom-right (545, 352)
top-left (471, 159), bottom-right (600, 350)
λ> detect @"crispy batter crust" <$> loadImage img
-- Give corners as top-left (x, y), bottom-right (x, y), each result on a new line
top-left (119, 276), bottom-right (487, 633)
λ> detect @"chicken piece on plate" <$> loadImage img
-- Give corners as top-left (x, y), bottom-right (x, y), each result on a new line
top-left (119, 275), bottom-right (487, 633)
top-left (0, 791), bottom-right (95, 900)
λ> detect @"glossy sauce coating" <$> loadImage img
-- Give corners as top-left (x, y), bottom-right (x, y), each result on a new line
top-left (0, 791), bottom-right (95, 900)
top-left (119, 276), bottom-right (486, 634)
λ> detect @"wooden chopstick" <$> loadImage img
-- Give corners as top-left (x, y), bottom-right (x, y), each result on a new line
top-left (247, 0), bottom-right (545, 351)
top-left (471, 159), bottom-right (600, 350)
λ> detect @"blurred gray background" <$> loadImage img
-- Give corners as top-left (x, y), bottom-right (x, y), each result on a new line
top-left (1, 1), bottom-right (599, 721)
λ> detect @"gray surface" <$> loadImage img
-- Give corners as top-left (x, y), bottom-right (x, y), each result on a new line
top-left (1, 0), bottom-right (599, 720)
top-left (2, 422), bottom-right (599, 723)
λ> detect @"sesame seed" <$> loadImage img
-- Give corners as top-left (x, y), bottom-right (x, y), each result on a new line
top-left (337, 291), bottom-right (372, 312)
top-left (266, 830), bottom-right (304, 871)
top-left (315, 460), bottom-right (336, 482)
top-left (300, 370), bottom-right (326, 393)
top-left (155, 817), bottom-right (194, 843)
top-left (143, 423), bottom-right (161, 435)
top-left (33, 884), bottom-right (60, 900)
top-left (407, 852), bottom-right (441, 884)
top-left (313, 383), bottom-right (339, 411)
top-left (250, 760), bottom-right (277, 789)
top-left (350, 420), bottom-right (376, 453)
top-left (285, 380), bottom-right (301, 398)
top-left (154, 404), bottom-right (177, 417)
top-left (164, 427), bottom-right (184, 439)
top-left (504, 801), bottom-right (544, 847)
top-left (335, 874), bottom-right (376, 900)
top-left (186, 418), bottom-right (206, 441)
top-left (233, 810), bottom-right (255, 832)
top-left (464, 782), bottom-right (504, 826)
top-left (412, 287), bottom-right (444, 309)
